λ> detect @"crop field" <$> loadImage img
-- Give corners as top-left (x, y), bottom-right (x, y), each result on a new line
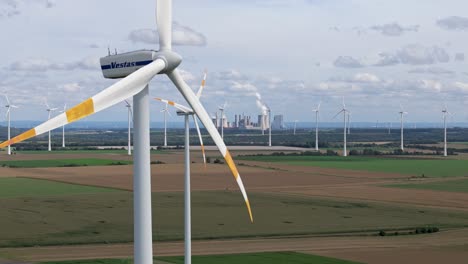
top-left (240, 155), bottom-right (468, 177)
top-left (0, 178), bottom-right (119, 198)
top-left (15, 149), bottom-right (171, 155)
top-left (0, 158), bottom-right (132, 168)
top-left (387, 178), bottom-right (468, 193)
top-left (2, 150), bottom-right (468, 264)
top-left (0, 185), bottom-right (467, 248)
top-left (39, 252), bottom-right (360, 264)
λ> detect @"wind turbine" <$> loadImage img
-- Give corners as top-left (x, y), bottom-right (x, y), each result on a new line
top-left (45, 100), bottom-right (58, 152)
top-left (399, 104), bottom-right (408, 151)
top-left (312, 101), bottom-right (321, 151)
top-left (125, 100), bottom-right (133, 155)
top-left (0, 2), bottom-right (253, 264)
top-left (60, 103), bottom-right (67, 148)
top-left (333, 98), bottom-right (348, 157)
top-left (218, 102), bottom-right (227, 139)
top-left (442, 105), bottom-right (450, 157)
top-left (267, 105), bottom-right (271, 147)
top-left (160, 102), bottom-right (171, 147)
top-left (3, 95), bottom-right (18, 155)
top-left (293, 120), bottom-right (298, 135)
top-left (155, 71), bottom-right (208, 165)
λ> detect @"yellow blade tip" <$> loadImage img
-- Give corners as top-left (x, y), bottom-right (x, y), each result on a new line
top-left (246, 199), bottom-right (253, 223)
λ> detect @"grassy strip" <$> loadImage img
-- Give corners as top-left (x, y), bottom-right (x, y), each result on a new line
top-left (239, 155), bottom-right (468, 177)
top-left (40, 252), bottom-right (360, 264)
top-left (0, 158), bottom-right (131, 168)
top-left (386, 178), bottom-right (468, 193)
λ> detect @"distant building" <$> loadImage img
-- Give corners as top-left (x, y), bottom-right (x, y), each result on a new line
top-left (271, 115), bottom-right (284, 130)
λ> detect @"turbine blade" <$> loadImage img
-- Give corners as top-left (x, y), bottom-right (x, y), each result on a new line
top-left (154, 98), bottom-right (192, 113)
top-left (156, 0), bottom-right (172, 51)
top-left (124, 99), bottom-right (132, 107)
top-left (193, 115), bottom-right (206, 167)
top-left (10, 105), bottom-right (18, 109)
top-left (168, 69), bottom-right (253, 223)
top-left (4, 95), bottom-right (10, 105)
top-left (0, 59), bottom-right (166, 149)
top-left (196, 70), bottom-right (207, 99)
top-left (332, 110), bottom-right (344, 120)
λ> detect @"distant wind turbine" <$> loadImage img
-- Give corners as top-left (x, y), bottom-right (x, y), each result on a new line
top-left (399, 104), bottom-right (408, 151)
top-left (312, 101), bottom-right (321, 151)
top-left (3, 94), bottom-right (18, 155)
top-left (45, 100), bottom-right (58, 152)
top-left (60, 103), bottom-right (67, 148)
top-left (160, 103), bottom-right (171, 147)
top-left (125, 100), bottom-right (133, 155)
top-left (267, 106), bottom-right (271, 147)
top-left (333, 98), bottom-right (348, 157)
top-left (442, 104), bottom-right (451, 157)
top-left (293, 120), bottom-right (298, 135)
top-left (218, 102), bottom-right (227, 139)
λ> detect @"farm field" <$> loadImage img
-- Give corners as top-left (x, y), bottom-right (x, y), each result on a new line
top-left (0, 178), bottom-right (119, 198)
top-left (2, 187), bottom-right (466, 248)
top-left (1, 149), bottom-right (468, 264)
top-left (0, 158), bottom-right (132, 168)
top-left (39, 252), bottom-right (360, 264)
top-left (239, 155), bottom-right (468, 177)
top-left (387, 178), bottom-right (468, 193)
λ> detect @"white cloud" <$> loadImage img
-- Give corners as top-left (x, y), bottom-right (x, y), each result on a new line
top-left (333, 56), bottom-right (363, 68)
top-left (370, 23), bottom-right (419, 36)
top-left (60, 82), bottom-right (81, 93)
top-left (0, 0), bottom-right (54, 18)
top-left (437, 16), bottom-right (468, 31)
top-left (353, 73), bottom-right (380, 83)
top-left (419, 79), bottom-right (442, 93)
top-left (9, 57), bottom-right (100, 72)
top-left (128, 22), bottom-right (207, 47)
top-left (376, 44), bottom-right (450, 66)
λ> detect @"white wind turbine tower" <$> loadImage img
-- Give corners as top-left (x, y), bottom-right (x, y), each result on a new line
top-left (154, 72), bottom-right (210, 262)
top-left (125, 100), bottom-right (133, 155)
top-left (333, 98), bottom-right (348, 157)
top-left (218, 102), bottom-right (227, 139)
top-left (3, 95), bottom-right (18, 155)
top-left (45, 100), bottom-right (58, 152)
top-left (312, 101), bottom-right (321, 151)
top-left (160, 102), bottom-right (171, 147)
top-left (59, 103), bottom-right (67, 148)
top-left (442, 104), bottom-right (450, 157)
top-left (267, 105), bottom-right (271, 147)
top-left (399, 104), bottom-right (408, 151)
top-left (0, 2), bottom-right (253, 264)
top-left (293, 120), bottom-right (298, 135)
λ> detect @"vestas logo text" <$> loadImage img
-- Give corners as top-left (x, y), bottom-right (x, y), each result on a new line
top-left (110, 61), bottom-right (137, 69)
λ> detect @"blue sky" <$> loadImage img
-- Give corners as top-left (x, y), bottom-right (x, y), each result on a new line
top-left (1, 0), bottom-right (468, 124)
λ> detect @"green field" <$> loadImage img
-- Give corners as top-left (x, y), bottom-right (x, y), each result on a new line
top-left (1, 186), bottom-right (467, 247)
top-left (240, 155), bottom-right (468, 177)
top-left (40, 252), bottom-right (360, 264)
top-left (0, 178), bottom-right (120, 198)
top-left (387, 178), bottom-right (468, 193)
top-left (16, 149), bottom-right (170, 155)
top-left (0, 158), bottom-right (132, 168)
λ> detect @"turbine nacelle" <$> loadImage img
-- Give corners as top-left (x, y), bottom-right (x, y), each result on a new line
top-left (100, 50), bottom-right (182, 79)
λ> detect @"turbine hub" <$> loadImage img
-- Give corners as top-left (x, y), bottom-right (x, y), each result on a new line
top-left (155, 50), bottom-right (182, 74)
